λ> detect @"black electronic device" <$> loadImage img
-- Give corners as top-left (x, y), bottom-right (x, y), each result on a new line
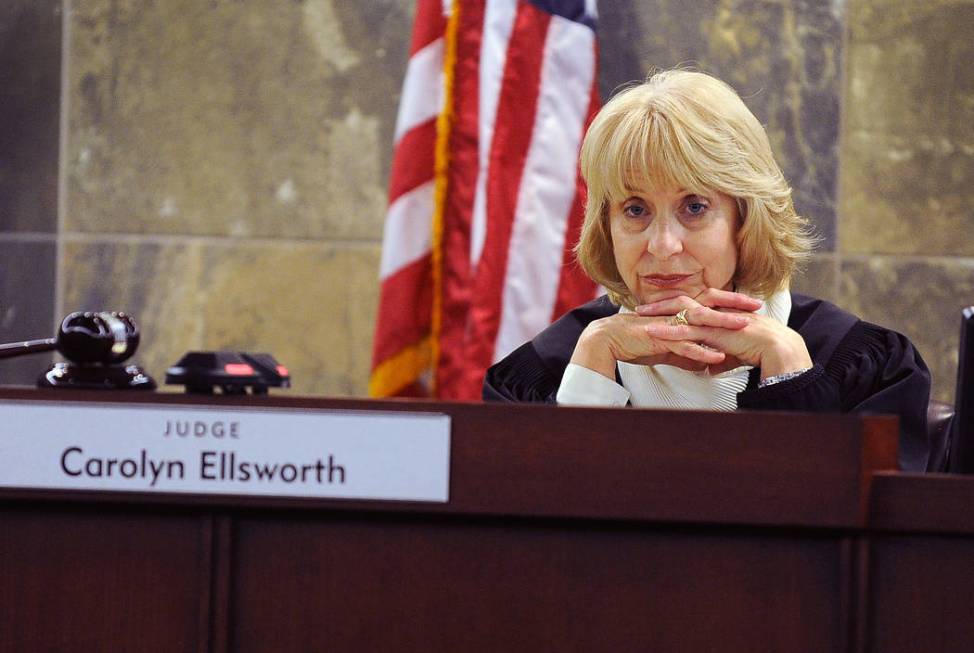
top-left (0, 311), bottom-right (156, 390)
top-left (948, 306), bottom-right (974, 472)
top-left (166, 351), bottom-right (291, 395)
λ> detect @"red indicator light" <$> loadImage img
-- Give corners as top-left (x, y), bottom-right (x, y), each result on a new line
top-left (224, 363), bottom-right (255, 376)
top-left (276, 365), bottom-right (289, 377)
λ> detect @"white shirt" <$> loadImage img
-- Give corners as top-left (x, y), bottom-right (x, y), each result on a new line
top-left (556, 290), bottom-right (792, 409)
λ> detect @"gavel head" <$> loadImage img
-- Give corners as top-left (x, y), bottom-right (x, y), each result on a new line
top-left (58, 311), bottom-right (141, 365)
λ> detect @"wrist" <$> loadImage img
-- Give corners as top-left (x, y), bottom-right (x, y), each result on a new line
top-left (759, 337), bottom-right (812, 381)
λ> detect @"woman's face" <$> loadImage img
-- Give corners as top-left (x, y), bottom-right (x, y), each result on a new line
top-left (609, 185), bottom-right (740, 305)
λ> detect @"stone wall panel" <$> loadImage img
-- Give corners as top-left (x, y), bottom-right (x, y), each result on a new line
top-left (67, 0), bottom-right (411, 240)
top-left (62, 239), bottom-right (380, 397)
top-left (0, 0), bottom-right (61, 233)
top-left (0, 241), bottom-right (57, 386)
top-left (839, 257), bottom-right (974, 403)
top-left (841, 1), bottom-right (974, 255)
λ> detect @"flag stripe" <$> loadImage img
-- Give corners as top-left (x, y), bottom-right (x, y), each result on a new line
top-left (372, 253), bottom-right (433, 365)
top-left (409, 0), bottom-right (448, 55)
top-left (456, 2), bottom-right (551, 398)
top-left (550, 185), bottom-right (592, 320)
top-left (552, 67), bottom-right (601, 320)
top-left (388, 119), bottom-right (437, 204)
top-left (469, 0), bottom-right (518, 268)
top-left (492, 15), bottom-right (597, 362)
top-left (394, 38), bottom-right (445, 143)
top-left (380, 180), bottom-right (435, 279)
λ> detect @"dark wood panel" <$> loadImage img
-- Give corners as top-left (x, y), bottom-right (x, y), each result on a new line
top-left (0, 505), bottom-right (212, 653)
top-left (867, 535), bottom-right (974, 653)
top-left (0, 389), bottom-right (898, 528)
top-left (870, 473), bottom-right (974, 534)
top-left (230, 514), bottom-right (847, 653)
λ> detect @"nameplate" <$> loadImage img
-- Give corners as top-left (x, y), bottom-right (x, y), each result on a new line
top-left (0, 400), bottom-right (451, 502)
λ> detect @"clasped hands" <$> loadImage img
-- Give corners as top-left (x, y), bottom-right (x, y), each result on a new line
top-left (570, 288), bottom-right (812, 382)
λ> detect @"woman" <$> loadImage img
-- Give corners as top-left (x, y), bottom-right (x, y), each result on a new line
top-left (483, 70), bottom-right (931, 471)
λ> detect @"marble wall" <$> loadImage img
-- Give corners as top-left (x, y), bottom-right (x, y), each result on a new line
top-left (0, 1), bottom-right (60, 382)
top-left (838, 0), bottom-right (974, 403)
top-left (1, 0), bottom-right (972, 403)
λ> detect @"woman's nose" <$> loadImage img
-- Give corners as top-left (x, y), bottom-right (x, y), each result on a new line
top-left (645, 218), bottom-right (684, 259)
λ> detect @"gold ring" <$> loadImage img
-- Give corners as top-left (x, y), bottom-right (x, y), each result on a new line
top-left (673, 309), bottom-right (690, 327)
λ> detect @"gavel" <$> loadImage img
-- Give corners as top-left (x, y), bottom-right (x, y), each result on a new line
top-left (0, 312), bottom-right (155, 390)
top-left (0, 312), bottom-right (140, 365)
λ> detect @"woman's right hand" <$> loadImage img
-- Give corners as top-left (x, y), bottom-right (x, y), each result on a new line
top-left (569, 289), bottom-right (759, 381)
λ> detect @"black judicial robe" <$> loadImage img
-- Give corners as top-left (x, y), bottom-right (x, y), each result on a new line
top-left (483, 293), bottom-right (931, 471)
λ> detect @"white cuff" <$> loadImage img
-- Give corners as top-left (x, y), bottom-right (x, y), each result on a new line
top-left (556, 363), bottom-right (630, 407)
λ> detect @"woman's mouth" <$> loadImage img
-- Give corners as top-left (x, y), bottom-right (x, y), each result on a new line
top-left (642, 274), bottom-right (693, 288)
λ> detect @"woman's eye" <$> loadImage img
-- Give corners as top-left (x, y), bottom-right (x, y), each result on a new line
top-left (622, 202), bottom-right (647, 218)
top-left (684, 198), bottom-right (709, 217)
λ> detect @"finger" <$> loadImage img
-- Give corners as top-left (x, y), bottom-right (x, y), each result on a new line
top-left (644, 323), bottom-right (731, 361)
top-left (693, 288), bottom-right (763, 311)
top-left (637, 304), bottom-right (749, 329)
top-left (634, 295), bottom-right (699, 316)
top-left (643, 322), bottom-right (704, 341)
top-left (666, 340), bottom-right (726, 365)
top-left (644, 324), bottom-right (748, 360)
top-left (691, 307), bottom-right (750, 329)
top-left (636, 289), bottom-right (761, 315)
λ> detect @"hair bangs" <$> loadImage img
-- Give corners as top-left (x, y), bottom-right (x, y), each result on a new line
top-left (603, 109), bottom-right (722, 203)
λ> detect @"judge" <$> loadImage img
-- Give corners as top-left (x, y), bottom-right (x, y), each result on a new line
top-left (483, 70), bottom-right (931, 471)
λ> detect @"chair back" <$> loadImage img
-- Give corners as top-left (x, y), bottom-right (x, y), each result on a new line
top-left (928, 400), bottom-right (954, 472)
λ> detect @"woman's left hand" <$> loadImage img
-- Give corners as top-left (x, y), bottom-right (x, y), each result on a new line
top-left (636, 295), bottom-right (812, 380)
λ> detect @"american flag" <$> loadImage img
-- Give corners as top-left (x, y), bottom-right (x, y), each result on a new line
top-left (370, 0), bottom-right (600, 400)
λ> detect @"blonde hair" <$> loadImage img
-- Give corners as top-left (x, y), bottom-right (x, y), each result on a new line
top-left (576, 70), bottom-right (815, 308)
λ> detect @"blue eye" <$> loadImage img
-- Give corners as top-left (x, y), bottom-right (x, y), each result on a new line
top-left (623, 202), bottom-right (647, 218)
top-left (684, 196), bottom-right (709, 217)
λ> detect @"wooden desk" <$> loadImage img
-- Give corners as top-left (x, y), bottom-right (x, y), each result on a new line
top-left (863, 474), bottom-right (974, 652)
top-left (0, 388), bottom-right (940, 652)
